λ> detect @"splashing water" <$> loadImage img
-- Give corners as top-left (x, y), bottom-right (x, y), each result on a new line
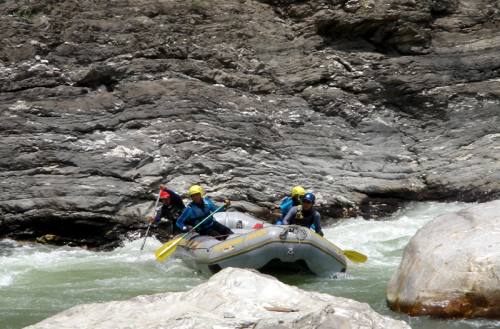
top-left (278, 202), bottom-right (500, 329)
top-left (0, 202), bottom-right (498, 329)
top-left (0, 239), bottom-right (203, 329)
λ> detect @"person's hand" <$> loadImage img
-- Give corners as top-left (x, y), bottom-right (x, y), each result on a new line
top-left (224, 199), bottom-right (231, 208)
top-left (274, 204), bottom-right (279, 209)
top-left (182, 225), bottom-right (193, 232)
top-left (146, 215), bottom-right (154, 223)
top-left (159, 184), bottom-right (166, 191)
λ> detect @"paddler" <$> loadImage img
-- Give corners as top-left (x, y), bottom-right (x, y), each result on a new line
top-left (147, 184), bottom-right (185, 235)
top-left (176, 185), bottom-right (233, 239)
top-left (282, 192), bottom-right (324, 236)
top-left (275, 185), bottom-right (306, 225)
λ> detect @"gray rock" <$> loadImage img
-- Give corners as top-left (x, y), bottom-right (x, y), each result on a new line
top-left (25, 267), bottom-right (412, 329)
top-left (387, 200), bottom-right (500, 318)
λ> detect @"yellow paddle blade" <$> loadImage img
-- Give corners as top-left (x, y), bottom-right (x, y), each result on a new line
top-left (155, 236), bottom-right (183, 262)
top-left (343, 250), bottom-right (368, 263)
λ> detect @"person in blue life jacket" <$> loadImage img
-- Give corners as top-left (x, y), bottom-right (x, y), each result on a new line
top-left (176, 185), bottom-right (233, 240)
top-left (146, 185), bottom-right (185, 235)
top-left (282, 192), bottom-right (324, 236)
top-left (275, 185), bottom-right (306, 225)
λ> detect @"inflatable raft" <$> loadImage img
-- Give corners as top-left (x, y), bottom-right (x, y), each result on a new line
top-left (172, 212), bottom-right (347, 276)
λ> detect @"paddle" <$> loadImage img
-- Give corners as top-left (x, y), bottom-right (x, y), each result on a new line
top-left (342, 249), bottom-right (367, 263)
top-left (155, 204), bottom-right (225, 262)
top-left (140, 188), bottom-right (162, 251)
top-left (311, 226), bottom-right (367, 263)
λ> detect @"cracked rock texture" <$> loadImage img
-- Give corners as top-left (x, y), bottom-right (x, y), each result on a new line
top-left (387, 200), bottom-right (500, 319)
top-left (0, 0), bottom-right (499, 247)
top-left (26, 267), bottom-right (411, 329)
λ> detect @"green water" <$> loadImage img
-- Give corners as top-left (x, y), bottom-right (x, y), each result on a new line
top-left (1, 202), bottom-right (499, 329)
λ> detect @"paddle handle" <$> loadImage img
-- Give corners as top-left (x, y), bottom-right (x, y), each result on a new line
top-left (140, 188), bottom-right (162, 251)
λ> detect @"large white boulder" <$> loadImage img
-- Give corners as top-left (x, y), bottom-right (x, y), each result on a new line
top-left (387, 200), bottom-right (500, 318)
top-left (27, 267), bottom-right (410, 329)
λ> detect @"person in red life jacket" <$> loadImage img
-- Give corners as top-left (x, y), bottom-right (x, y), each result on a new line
top-left (282, 192), bottom-right (324, 236)
top-left (176, 185), bottom-right (233, 239)
top-left (147, 185), bottom-right (185, 235)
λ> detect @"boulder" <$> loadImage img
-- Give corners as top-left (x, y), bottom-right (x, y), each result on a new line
top-left (26, 267), bottom-right (411, 329)
top-left (387, 200), bottom-right (500, 318)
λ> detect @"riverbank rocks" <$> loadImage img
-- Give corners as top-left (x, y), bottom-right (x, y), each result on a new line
top-left (387, 200), bottom-right (500, 319)
top-left (27, 267), bottom-right (411, 329)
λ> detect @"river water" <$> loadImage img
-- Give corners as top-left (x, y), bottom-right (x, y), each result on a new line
top-left (1, 202), bottom-right (499, 329)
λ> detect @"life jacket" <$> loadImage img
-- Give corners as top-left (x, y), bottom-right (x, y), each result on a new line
top-left (294, 205), bottom-right (315, 228)
top-left (279, 196), bottom-right (302, 219)
top-left (185, 201), bottom-right (214, 230)
top-left (163, 203), bottom-right (184, 221)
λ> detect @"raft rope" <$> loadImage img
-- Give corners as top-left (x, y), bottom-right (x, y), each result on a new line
top-left (210, 234), bottom-right (231, 240)
top-left (279, 225), bottom-right (308, 242)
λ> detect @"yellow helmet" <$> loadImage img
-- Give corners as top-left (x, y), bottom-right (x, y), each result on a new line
top-left (188, 185), bottom-right (204, 197)
top-left (291, 185), bottom-right (306, 197)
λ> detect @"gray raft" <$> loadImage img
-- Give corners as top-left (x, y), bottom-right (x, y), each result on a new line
top-left (173, 212), bottom-right (347, 276)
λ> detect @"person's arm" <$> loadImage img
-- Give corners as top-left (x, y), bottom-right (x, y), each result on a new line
top-left (153, 205), bottom-right (165, 223)
top-left (313, 211), bottom-right (324, 237)
top-left (205, 198), bottom-right (225, 213)
top-left (176, 207), bottom-right (192, 230)
top-left (279, 197), bottom-right (292, 215)
top-left (282, 206), bottom-right (297, 225)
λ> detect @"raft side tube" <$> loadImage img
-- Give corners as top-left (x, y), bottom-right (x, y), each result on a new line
top-left (174, 225), bottom-right (347, 276)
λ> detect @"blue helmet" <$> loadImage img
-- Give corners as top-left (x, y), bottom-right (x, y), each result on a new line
top-left (302, 192), bottom-right (315, 203)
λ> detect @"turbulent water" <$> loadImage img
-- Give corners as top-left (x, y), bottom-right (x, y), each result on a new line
top-left (1, 202), bottom-right (499, 329)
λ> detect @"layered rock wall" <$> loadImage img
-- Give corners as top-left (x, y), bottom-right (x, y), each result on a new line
top-left (0, 0), bottom-right (499, 246)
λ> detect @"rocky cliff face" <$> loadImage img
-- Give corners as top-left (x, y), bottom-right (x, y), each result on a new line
top-left (0, 0), bottom-right (499, 247)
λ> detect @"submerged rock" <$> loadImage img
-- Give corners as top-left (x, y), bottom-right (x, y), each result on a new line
top-left (387, 200), bottom-right (500, 319)
top-left (35, 233), bottom-right (59, 244)
top-left (26, 267), bottom-right (411, 329)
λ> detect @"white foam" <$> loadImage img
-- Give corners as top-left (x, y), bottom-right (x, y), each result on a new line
top-left (324, 202), bottom-right (471, 268)
top-left (0, 272), bottom-right (14, 287)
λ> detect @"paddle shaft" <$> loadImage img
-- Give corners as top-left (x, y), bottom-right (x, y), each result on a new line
top-left (140, 189), bottom-right (162, 251)
top-left (157, 204), bottom-right (225, 258)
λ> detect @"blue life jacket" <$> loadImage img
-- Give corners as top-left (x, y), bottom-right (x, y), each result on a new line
top-left (279, 197), bottom-right (293, 218)
top-left (176, 197), bottom-right (221, 231)
top-left (278, 196), bottom-right (301, 219)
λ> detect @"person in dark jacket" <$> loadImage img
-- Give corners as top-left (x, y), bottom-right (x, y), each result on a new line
top-left (147, 185), bottom-right (185, 235)
top-left (176, 185), bottom-right (233, 239)
top-left (282, 192), bottom-right (324, 236)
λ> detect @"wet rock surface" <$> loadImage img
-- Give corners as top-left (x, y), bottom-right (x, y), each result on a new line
top-left (387, 200), bottom-right (500, 319)
top-left (26, 267), bottom-right (411, 329)
top-left (0, 0), bottom-right (499, 247)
